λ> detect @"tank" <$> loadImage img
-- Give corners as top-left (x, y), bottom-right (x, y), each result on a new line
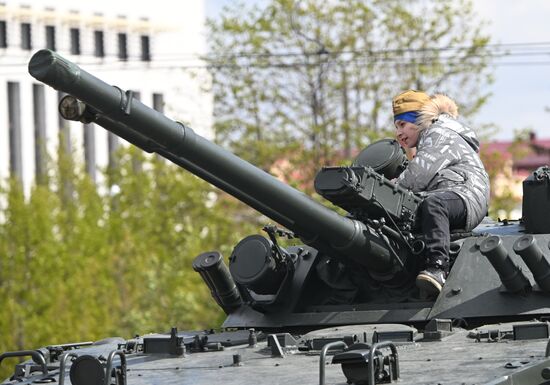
top-left (2, 49), bottom-right (550, 385)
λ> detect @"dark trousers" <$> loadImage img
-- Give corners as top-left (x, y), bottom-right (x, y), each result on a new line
top-left (420, 191), bottom-right (466, 272)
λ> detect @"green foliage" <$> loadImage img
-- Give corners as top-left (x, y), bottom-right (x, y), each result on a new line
top-left (0, 145), bottom-right (258, 379)
top-left (480, 128), bottom-right (540, 219)
top-left (207, 0), bottom-right (494, 182)
top-left (479, 149), bottom-right (521, 219)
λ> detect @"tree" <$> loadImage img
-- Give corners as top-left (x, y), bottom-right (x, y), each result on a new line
top-left (207, 0), bottom-right (493, 186)
top-left (0, 144), bottom-right (259, 380)
top-left (480, 129), bottom-right (543, 219)
top-left (479, 149), bottom-right (521, 218)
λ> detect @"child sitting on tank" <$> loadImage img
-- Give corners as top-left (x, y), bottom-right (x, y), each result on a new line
top-left (392, 90), bottom-right (490, 295)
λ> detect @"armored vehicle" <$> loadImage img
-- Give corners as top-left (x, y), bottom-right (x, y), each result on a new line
top-left (2, 49), bottom-right (550, 384)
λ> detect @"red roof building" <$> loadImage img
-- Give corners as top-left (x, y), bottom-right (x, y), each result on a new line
top-left (482, 132), bottom-right (550, 176)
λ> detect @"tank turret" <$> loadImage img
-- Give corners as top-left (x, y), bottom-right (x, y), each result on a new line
top-left (27, 49), bottom-right (550, 330)
top-left (28, 50), bottom-right (422, 318)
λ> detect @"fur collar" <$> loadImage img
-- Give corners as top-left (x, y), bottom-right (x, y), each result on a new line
top-left (417, 94), bottom-right (459, 129)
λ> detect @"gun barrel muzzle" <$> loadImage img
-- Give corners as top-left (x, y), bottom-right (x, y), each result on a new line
top-left (479, 235), bottom-right (531, 294)
top-left (513, 235), bottom-right (550, 292)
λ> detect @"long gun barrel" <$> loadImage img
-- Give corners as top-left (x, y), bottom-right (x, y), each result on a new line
top-left (28, 49), bottom-right (393, 276)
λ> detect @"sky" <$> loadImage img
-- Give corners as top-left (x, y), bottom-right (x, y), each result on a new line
top-left (205, 0), bottom-right (550, 141)
top-left (473, 1), bottom-right (550, 141)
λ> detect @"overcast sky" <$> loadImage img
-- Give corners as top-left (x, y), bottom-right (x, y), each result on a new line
top-left (205, 0), bottom-right (550, 141)
top-left (473, 1), bottom-right (550, 140)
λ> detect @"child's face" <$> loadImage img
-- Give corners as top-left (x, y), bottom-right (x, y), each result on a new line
top-left (395, 120), bottom-right (420, 148)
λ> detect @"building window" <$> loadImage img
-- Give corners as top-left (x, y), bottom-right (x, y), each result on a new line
top-left (94, 30), bottom-right (104, 57)
top-left (140, 35), bottom-right (151, 61)
top-left (70, 28), bottom-right (80, 55)
top-left (0, 20), bottom-right (7, 48)
top-left (45, 25), bottom-right (56, 50)
top-left (8, 82), bottom-right (23, 180)
top-left (117, 32), bottom-right (128, 61)
top-left (33, 84), bottom-right (47, 184)
top-left (153, 93), bottom-right (164, 113)
top-left (21, 23), bottom-right (32, 50)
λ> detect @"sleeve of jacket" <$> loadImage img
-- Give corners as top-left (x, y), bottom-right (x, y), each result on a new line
top-left (396, 127), bottom-right (459, 192)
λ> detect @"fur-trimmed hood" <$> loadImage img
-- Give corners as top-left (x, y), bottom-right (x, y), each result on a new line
top-left (417, 94), bottom-right (459, 129)
top-left (417, 94), bottom-right (480, 153)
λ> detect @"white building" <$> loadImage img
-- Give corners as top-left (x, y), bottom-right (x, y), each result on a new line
top-left (0, 0), bottom-right (212, 192)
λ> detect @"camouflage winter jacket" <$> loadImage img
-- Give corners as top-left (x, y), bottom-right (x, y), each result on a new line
top-left (396, 112), bottom-right (490, 231)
